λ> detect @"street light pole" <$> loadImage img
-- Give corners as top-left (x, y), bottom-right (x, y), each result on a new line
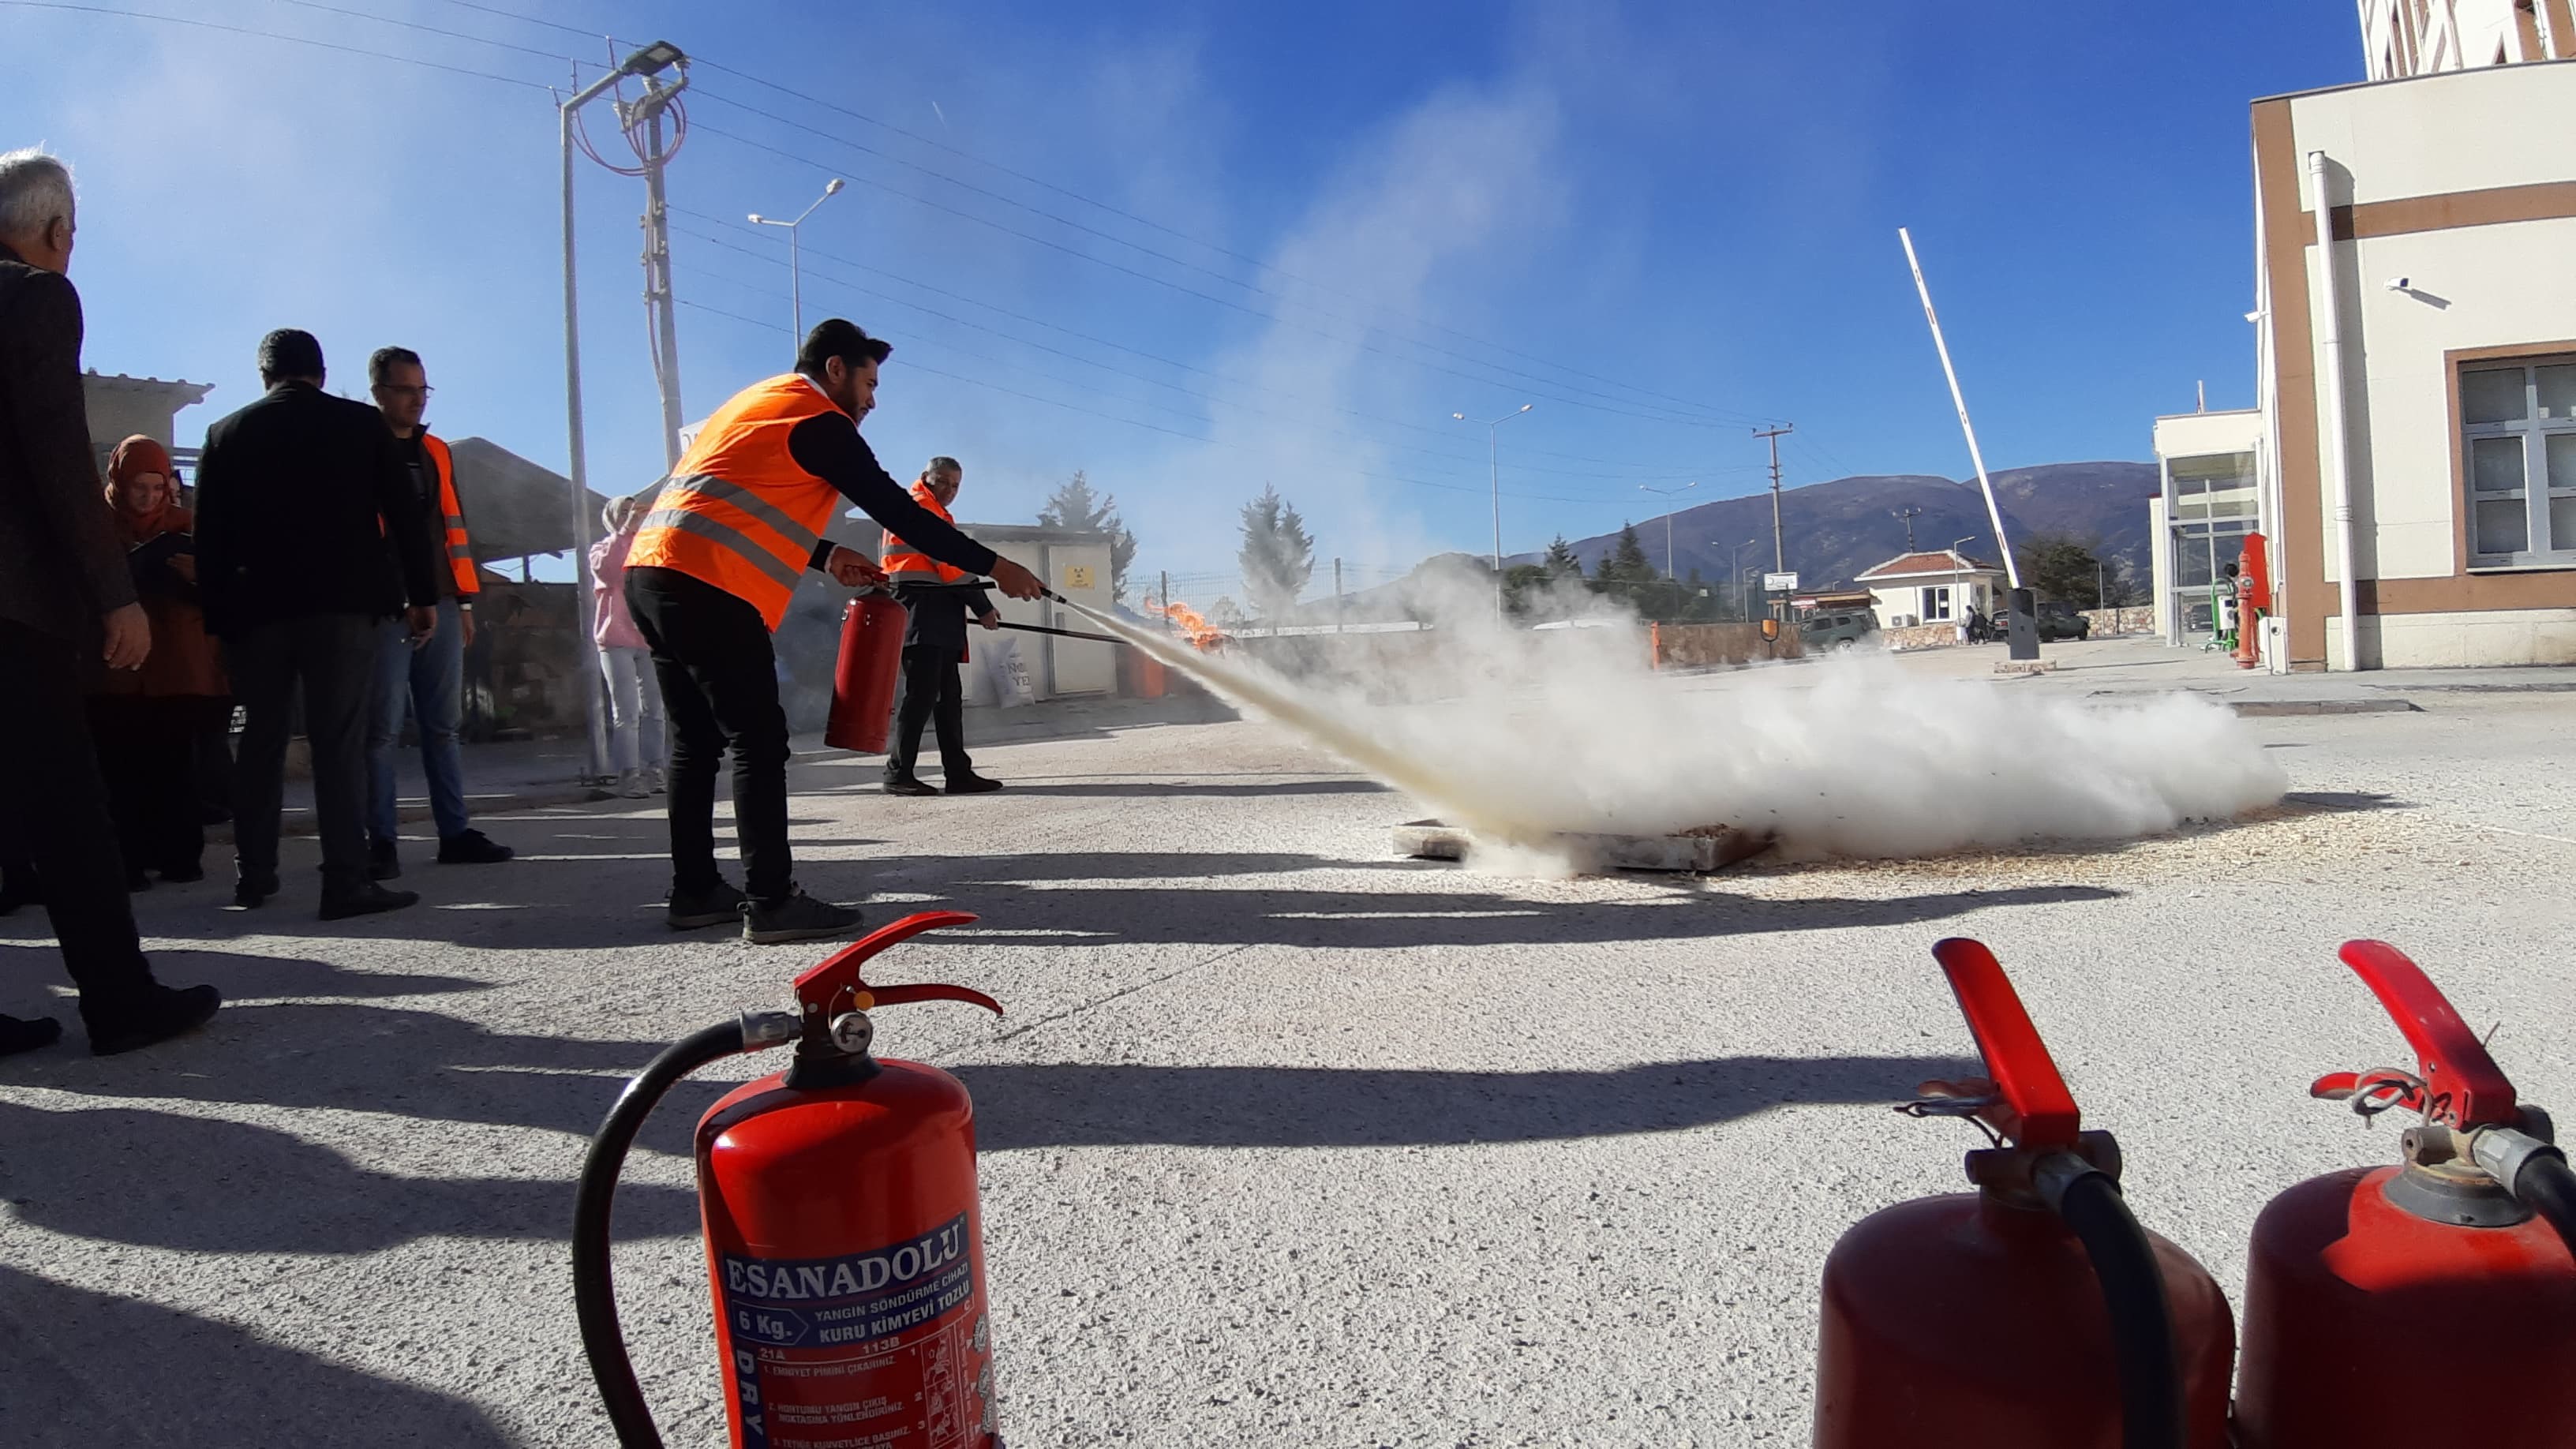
top-left (1726, 537), bottom-right (1759, 620)
top-left (1949, 534), bottom-right (1975, 633)
top-left (560, 39), bottom-right (687, 783)
top-left (1638, 481), bottom-right (1697, 578)
top-left (749, 176), bottom-right (844, 343)
top-left (1452, 403), bottom-right (1533, 620)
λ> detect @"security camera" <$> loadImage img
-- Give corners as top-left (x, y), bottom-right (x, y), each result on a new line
top-left (2386, 277), bottom-right (2411, 292)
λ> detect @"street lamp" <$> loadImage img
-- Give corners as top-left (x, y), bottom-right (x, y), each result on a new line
top-left (1725, 537), bottom-right (1760, 620)
top-left (1637, 481), bottom-right (1697, 578)
top-left (749, 177), bottom-right (845, 342)
top-left (1451, 403), bottom-right (1533, 620)
top-left (560, 37), bottom-right (689, 783)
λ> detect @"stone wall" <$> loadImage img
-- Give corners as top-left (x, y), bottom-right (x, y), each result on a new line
top-left (2083, 606), bottom-right (2155, 636)
top-left (1650, 623), bottom-right (1803, 668)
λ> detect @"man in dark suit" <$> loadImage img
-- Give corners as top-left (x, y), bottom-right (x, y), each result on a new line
top-left (0, 146), bottom-right (220, 1055)
top-left (194, 329), bottom-right (440, 919)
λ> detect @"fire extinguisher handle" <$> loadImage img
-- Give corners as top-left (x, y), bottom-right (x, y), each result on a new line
top-left (792, 910), bottom-right (989, 1020)
top-left (1927, 938), bottom-right (2082, 1150)
top-left (2332, 940), bottom-right (2517, 1129)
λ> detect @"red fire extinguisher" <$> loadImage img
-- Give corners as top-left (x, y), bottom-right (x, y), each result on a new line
top-left (2234, 939), bottom-right (2576, 1447)
top-left (573, 910), bottom-right (1006, 1448)
top-left (824, 592), bottom-right (910, 754)
top-left (1813, 938), bottom-right (2235, 1449)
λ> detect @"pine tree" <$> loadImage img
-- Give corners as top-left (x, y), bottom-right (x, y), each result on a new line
top-left (1237, 484), bottom-right (1315, 618)
top-left (1542, 534), bottom-right (1583, 578)
top-left (1037, 470), bottom-right (1140, 603)
top-left (1603, 523), bottom-right (1653, 582)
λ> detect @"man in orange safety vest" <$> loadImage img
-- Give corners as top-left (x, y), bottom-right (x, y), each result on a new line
top-left (881, 456), bottom-right (1002, 797)
top-left (623, 320), bottom-right (1041, 945)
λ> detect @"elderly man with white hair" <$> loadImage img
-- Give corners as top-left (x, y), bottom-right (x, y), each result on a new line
top-left (0, 145), bottom-right (221, 1056)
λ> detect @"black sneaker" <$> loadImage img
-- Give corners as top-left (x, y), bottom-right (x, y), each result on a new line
top-left (436, 829), bottom-right (514, 865)
top-left (667, 880), bottom-right (748, 931)
top-left (368, 838), bottom-right (402, 881)
top-left (230, 871), bottom-right (281, 910)
top-left (743, 889), bottom-right (863, 945)
top-left (319, 882), bottom-right (421, 921)
top-left (1, 1013), bottom-right (63, 1058)
top-left (85, 983), bottom-right (222, 1057)
top-left (883, 776), bottom-right (939, 797)
top-left (945, 773), bottom-right (1004, 796)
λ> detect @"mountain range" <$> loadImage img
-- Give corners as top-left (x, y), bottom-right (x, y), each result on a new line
top-left (1534, 461), bottom-right (2159, 599)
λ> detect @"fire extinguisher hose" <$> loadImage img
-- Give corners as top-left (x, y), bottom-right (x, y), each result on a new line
top-left (2514, 1151), bottom-right (2576, 1258)
top-left (2047, 1166), bottom-right (2185, 1449)
top-left (572, 1020), bottom-right (763, 1449)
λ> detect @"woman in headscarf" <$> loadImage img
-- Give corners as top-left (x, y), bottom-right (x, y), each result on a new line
top-left (90, 436), bottom-right (229, 886)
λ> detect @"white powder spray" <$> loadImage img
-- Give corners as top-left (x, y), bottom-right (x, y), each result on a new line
top-left (1058, 574), bottom-right (2284, 866)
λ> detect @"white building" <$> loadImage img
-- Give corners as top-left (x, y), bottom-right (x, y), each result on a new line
top-left (1854, 549), bottom-right (2005, 630)
top-left (2360, 0), bottom-right (2572, 80)
top-left (2231, 28), bottom-right (2576, 668)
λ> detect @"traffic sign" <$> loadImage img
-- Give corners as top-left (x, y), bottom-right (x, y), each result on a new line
top-left (1762, 571), bottom-right (1799, 593)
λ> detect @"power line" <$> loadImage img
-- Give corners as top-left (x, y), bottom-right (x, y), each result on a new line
top-left (257, 0), bottom-right (582, 65)
top-left (435, 0), bottom-right (611, 43)
top-left (0, 0), bottom-right (557, 91)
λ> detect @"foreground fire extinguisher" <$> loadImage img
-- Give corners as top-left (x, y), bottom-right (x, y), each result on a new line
top-left (573, 910), bottom-right (1005, 1448)
top-left (2234, 940), bottom-right (2576, 1447)
top-left (824, 592), bottom-right (910, 754)
top-left (1813, 938), bottom-right (2235, 1449)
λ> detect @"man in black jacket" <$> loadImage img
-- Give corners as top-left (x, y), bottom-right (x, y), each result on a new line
top-left (194, 328), bottom-right (440, 919)
top-left (882, 457), bottom-right (1002, 796)
top-left (0, 146), bottom-right (221, 1055)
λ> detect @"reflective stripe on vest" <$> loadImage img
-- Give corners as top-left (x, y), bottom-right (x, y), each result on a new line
top-left (421, 432), bottom-right (479, 596)
top-left (626, 374), bottom-right (846, 630)
top-left (881, 481), bottom-right (968, 584)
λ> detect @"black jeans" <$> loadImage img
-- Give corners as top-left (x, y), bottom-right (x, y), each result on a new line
top-left (227, 613), bottom-right (380, 897)
top-left (0, 620), bottom-right (159, 1021)
top-left (89, 695), bottom-right (212, 876)
top-left (887, 644), bottom-right (972, 781)
top-left (625, 567), bottom-right (795, 901)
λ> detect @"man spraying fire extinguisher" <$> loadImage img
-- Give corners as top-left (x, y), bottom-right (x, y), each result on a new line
top-left (880, 455), bottom-right (1003, 799)
top-left (623, 320), bottom-right (1043, 945)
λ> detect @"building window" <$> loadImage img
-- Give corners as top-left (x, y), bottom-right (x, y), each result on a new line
top-left (2461, 355), bottom-right (2576, 567)
top-left (1921, 585), bottom-right (1952, 621)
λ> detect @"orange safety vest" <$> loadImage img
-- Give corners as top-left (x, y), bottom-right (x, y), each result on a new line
top-left (880, 481), bottom-right (970, 586)
top-left (627, 373), bottom-right (846, 631)
top-left (420, 432), bottom-right (480, 597)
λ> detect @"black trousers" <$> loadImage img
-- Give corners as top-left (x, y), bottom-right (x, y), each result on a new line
top-left (624, 567), bottom-right (795, 901)
top-left (0, 620), bottom-right (158, 1020)
top-left (886, 645), bottom-right (972, 781)
top-left (89, 696), bottom-right (212, 876)
top-left (227, 613), bottom-right (379, 897)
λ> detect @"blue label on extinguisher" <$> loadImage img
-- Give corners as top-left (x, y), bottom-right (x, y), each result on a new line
top-left (717, 1212), bottom-right (989, 1448)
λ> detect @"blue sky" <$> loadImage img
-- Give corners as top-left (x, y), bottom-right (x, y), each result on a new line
top-left (4, 0), bottom-right (2357, 592)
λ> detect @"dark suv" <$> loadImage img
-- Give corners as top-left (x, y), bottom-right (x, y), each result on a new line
top-left (2035, 600), bottom-right (2091, 642)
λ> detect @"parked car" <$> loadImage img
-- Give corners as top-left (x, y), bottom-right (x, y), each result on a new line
top-left (1800, 609), bottom-right (1881, 652)
top-left (2035, 600), bottom-right (2091, 642)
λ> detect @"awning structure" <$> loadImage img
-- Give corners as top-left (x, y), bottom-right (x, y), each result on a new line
top-left (444, 436), bottom-right (621, 564)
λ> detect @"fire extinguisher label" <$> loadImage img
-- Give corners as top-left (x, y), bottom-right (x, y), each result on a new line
top-left (718, 1211), bottom-right (993, 1448)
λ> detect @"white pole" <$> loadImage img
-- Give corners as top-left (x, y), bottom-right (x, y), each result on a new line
top-left (1899, 227), bottom-right (2020, 590)
top-left (560, 77), bottom-right (612, 781)
top-left (2308, 151), bottom-right (2363, 672)
top-left (1488, 421), bottom-right (1502, 620)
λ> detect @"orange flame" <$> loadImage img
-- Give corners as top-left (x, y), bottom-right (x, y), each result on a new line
top-left (1144, 597), bottom-right (1228, 651)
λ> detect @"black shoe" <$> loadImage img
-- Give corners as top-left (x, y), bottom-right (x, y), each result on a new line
top-left (319, 882), bottom-right (421, 921)
top-left (230, 871), bottom-right (281, 910)
top-left (368, 838), bottom-right (402, 881)
top-left (883, 776), bottom-right (939, 797)
top-left (743, 889), bottom-right (863, 945)
top-left (85, 984), bottom-right (221, 1057)
top-left (436, 829), bottom-right (514, 865)
top-left (945, 773), bottom-right (1004, 796)
top-left (157, 863), bottom-right (206, 885)
top-left (667, 880), bottom-right (748, 931)
top-left (1, 1013), bottom-right (63, 1057)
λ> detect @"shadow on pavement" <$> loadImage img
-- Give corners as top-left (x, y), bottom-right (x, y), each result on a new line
top-left (0, 1266), bottom-right (514, 1447)
top-left (0, 1097), bottom-right (698, 1253)
top-left (957, 1054), bottom-right (1981, 1151)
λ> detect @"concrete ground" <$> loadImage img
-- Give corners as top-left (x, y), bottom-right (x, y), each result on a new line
top-left (3, 640), bottom-right (2571, 1446)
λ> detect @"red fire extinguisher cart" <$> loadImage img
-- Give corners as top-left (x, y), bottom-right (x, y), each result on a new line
top-left (2234, 940), bottom-right (2576, 1447)
top-left (1813, 938), bottom-right (2235, 1449)
top-left (573, 911), bottom-right (1006, 1448)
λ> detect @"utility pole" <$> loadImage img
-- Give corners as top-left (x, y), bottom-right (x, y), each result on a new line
top-left (624, 69), bottom-right (691, 469)
top-left (1893, 504), bottom-right (1923, 552)
top-left (1754, 423), bottom-right (1793, 620)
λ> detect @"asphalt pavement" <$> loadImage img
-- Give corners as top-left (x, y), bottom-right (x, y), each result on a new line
top-left (2, 639), bottom-right (2571, 1447)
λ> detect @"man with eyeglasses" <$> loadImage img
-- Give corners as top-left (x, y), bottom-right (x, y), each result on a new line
top-left (363, 346), bottom-right (511, 878)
